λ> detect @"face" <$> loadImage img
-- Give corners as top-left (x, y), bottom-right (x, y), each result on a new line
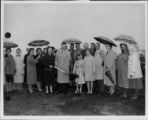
top-left (37, 49), bottom-right (42, 55)
top-left (16, 49), bottom-right (21, 55)
top-left (105, 44), bottom-right (111, 51)
top-left (91, 43), bottom-right (95, 49)
top-left (6, 49), bottom-right (11, 55)
top-left (70, 44), bottom-right (74, 49)
top-left (48, 48), bottom-right (52, 54)
top-left (76, 44), bottom-right (80, 49)
top-left (77, 55), bottom-right (82, 60)
top-left (43, 48), bottom-right (47, 53)
top-left (86, 50), bottom-right (90, 56)
top-left (61, 44), bottom-right (67, 50)
top-left (95, 44), bottom-right (100, 50)
top-left (83, 43), bottom-right (89, 49)
top-left (30, 49), bottom-right (34, 55)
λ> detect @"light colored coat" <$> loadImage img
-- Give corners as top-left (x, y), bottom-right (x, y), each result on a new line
top-left (128, 52), bottom-right (142, 79)
top-left (55, 49), bottom-right (71, 83)
top-left (104, 49), bottom-right (116, 86)
top-left (83, 55), bottom-right (95, 81)
top-left (27, 55), bottom-right (38, 85)
top-left (14, 55), bottom-right (24, 83)
top-left (94, 50), bottom-right (104, 80)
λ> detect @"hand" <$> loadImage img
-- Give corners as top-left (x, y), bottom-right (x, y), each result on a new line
top-left (49, 65), bottom-right (53, 68)
top-left (130, 75), bottom-right (133, 78)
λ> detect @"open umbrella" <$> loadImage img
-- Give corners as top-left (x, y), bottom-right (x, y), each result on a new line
top-left (62, 38), bottom-right (82, 44)
top-left (94, 36), bottom-right (117, 47)
top-left (4, 41), bottom-right (18, 48)
top-left (28, 40), bottom-right (50, 47)
top-left (114, 35), bottom-right (137, 44)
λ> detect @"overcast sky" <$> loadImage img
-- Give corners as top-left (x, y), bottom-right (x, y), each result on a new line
top-left (3, 3), bottom-right (145, 54)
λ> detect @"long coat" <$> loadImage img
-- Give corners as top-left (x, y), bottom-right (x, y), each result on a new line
top-left (4, 55), bottom-right (16, 75)
top-left (14, 55), bottom-right (24, 83)
top-left (55, 49), bottom-right (71, 83)
top-left (104, 49), bottom-right (116, 86)
top-left (117, 53), bottom-right (129, 88)
top-left (94, 50), bottom-right (104, 80)
top-left (42, 53), bottom-right (55, 85)
top-left (27, 54), bottom-right (38, 85)
top-left (83, 55), bottom-right (95, 81)
top-left (128, 52), bottom-right (143, 79)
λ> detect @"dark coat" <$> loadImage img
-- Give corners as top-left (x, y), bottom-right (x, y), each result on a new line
top-left (42, 53), bottom-right (55, 86)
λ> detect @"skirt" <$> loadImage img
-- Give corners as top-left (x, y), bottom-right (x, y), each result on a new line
top-left (129, 78), bottom-right (143, 90)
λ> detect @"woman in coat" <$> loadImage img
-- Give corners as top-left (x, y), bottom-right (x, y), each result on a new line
top-left (27, 48), bottom-right (38, 93)
top-left (104, 43), bottom-right (116, 95)
top-left (128, 44), bottom-right (143, 99)
top-left (55, 43), bottom-right (71, 94)
top-left (94, 43), bottom-right (105, 94)
top-left (35, 48), bottom-right (43, 92)
top-left (83, 49), bottom-right (95, 94)
top-left (117, 43), bottom-right (129, 98)
top-left (14, 48), bottom-right (24, 90)
top-left (4, 48), bottom-right (16, 93)
top-left (42, 47), bottom-right (55, 94)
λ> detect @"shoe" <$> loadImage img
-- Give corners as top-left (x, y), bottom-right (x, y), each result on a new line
top-left (29, 90), bottom-right (33, 94)
top-left (46, 91), bottom-right (49, 94)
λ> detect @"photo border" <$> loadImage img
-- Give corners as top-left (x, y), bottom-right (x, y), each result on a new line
top-left (1, 1), bottom-right (147, 120)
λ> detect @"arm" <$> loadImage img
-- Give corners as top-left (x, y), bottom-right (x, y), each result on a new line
top-left (28, 56), bottom-right (38, 64)
top-left (106, 51), bottom-right (116, 71)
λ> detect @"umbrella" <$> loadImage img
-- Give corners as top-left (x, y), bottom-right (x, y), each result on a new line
top-left (105, 70), bottom-right (115, 86)
top-left (28, 40), bottom-right (50, 47)
top-left (114, 35), bottom-right (137, 44)
top-left (62, 38), bottom-right (82, 44)
top-left (94, 36), bottom-right (117, 47)
top-left (4, 41), bottom-right (18, 48)
top-left (55, 66), bottom-right (79, 80)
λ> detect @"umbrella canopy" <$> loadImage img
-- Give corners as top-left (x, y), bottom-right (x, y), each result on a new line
top-left (4, 41), bottom-right (18, 48)
top-left (114, 35), bottom-right (137, 44)
top-left (28, 40), bottom-right (50, 47)
top-left (62, 38), bottom-right (82, 44)
top-left (94, 36), bottom-right (117, 47)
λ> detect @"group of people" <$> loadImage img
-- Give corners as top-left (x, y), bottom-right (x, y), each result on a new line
top-left (4, 40), bottom-right (143, 100)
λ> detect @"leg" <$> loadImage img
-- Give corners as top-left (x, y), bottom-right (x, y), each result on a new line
top-left (45, 86), bottom-right (49, 94)
top-left (28, 84), bottom-right (33, 93)
top-left (80, 84), bottom-right (83, 93)
top-left (110, 85), bottom-right (115, 95)
top-left (90, 81), bottom-right (93, 94)
top-left (50, 85), bottom-right (53, 93)
top-left (122, 88), bottom-right (127, 98)
top-left (131, 89), bottom-right (138, 100)
top-left (75, 83), bottom-right (79, 93)
top-left (37, 82), bottom-right (42, 91)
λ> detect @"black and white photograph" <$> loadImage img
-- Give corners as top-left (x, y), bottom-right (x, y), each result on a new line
top-left (0, 1), bottom-right (147, 120)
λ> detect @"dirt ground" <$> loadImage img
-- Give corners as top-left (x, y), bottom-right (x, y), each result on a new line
top-left (4, 87), bottom-right (145, 116)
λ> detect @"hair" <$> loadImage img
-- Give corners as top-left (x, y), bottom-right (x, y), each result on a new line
top-left (106, 43), bottom-right (112, 49)
top-left (61, 42), bottom-right (66, 45)
top-left (120, 43), bottom-right (129, 55)
top-left (47, 46), bottom-right (53, 51)
top-left (76, 53), bottom-right (82, 60)
top-left (6, 48), bottom-right (11, 52)
top-left (16, 48), bottom-right (21, 51)
top-left (28, 48), bottom-right (34, 55)
top-left (96, 43), bottom-right (100, 47)
top-left (91, 43), bottom-right (95, 46)
top-left (36, 48), bottom-right (42, 55)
